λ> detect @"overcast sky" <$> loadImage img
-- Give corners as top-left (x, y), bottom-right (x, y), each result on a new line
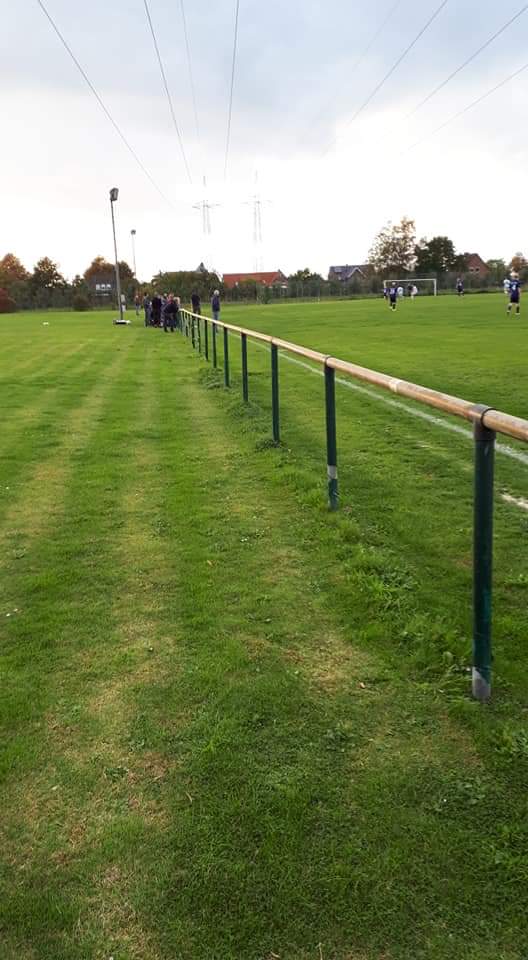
top-left (2, 0), bottom-right (528, 280)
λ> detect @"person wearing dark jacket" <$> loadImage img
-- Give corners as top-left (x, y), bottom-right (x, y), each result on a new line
top-left (151, 294), bottom-right (162, 327)
top-left (191, 292), bottom-right (201, 315)
top-left (142, 294), bottom-right (151, 326)
top-left (211, 289), bottom-right (221, 322)
top-left (163, 294), bottom-right (178, 333)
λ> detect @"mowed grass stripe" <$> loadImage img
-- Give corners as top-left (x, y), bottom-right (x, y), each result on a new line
top-left (1, 334), bottom-right (198, 960)
top-left (1, 314), bottom-right (527, 960)
top-left (0, 341), bottom-right (119, 499)
top-left (0, 334), bottom-right (167, 958)
top-left (0, 337), bottom-right (133, 566)
top-left (105, 342), bottom-right (525, 960)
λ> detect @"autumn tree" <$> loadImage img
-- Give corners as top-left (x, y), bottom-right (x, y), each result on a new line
top-left (509, 252), bottom-right (528, 275)
top-left (0, 253), bottom-right (29, 290)
top-left (368, 217), bottom-right (416, 274)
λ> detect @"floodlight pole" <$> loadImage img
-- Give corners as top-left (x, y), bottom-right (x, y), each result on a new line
top-left (110, 187), bottom-right (124, 323)
top-left (131, 229), bottom-right (137, 280)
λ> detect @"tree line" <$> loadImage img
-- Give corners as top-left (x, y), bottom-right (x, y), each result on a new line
top-left (367, 217), bottom-right (522, 288)
top-left (1, 222), bottom-right (524, 313)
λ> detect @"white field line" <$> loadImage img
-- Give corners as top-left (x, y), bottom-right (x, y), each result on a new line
top-left (237, 336), bottom-right (528, 513)
top-left (501, 493), bottom-right (528, 511)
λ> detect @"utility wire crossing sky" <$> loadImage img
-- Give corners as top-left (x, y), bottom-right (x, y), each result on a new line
top-left (2, 0), bottom-right (528, 280)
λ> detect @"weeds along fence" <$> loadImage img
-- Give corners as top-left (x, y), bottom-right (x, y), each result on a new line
top-left (179, 308), bottom-right (528, 703)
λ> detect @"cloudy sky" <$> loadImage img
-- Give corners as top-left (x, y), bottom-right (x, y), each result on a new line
top-left (2, 0), bottom-right (528, 280)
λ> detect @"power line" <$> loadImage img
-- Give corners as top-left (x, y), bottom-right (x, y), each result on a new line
top-left (224, 0), bottom-right (241, 180)
top-left (300, 0), bottom-right (403, 148)
top-left (36, 0), bottom-right (176, 208)
top-left (322, 0), bottom-right (450, 156)
top-left (179, 0), bottom-right (201, 146)
top-left (404, 3), bottom-right (528, 121)
top-left (402, 59), bottom-right (528, 155)
top-left (142, 0), bottom-right (193, 184)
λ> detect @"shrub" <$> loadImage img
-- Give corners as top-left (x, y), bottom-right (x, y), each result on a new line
top-left (0, 288), bottom-right (17, 313)
top-left (72, 294), bottom-right (90, 311)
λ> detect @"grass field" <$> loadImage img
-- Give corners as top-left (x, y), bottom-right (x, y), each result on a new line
top-left (1, 295), bottom-right (527, 960)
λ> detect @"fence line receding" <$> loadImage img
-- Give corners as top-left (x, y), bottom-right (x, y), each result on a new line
top-left (178, 308), bottom-right (528, 703)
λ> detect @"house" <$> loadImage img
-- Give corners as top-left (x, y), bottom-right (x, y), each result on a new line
top-left (222, 270), bottom-right (287, 289)
top-left (328, 264), bottom-right (367, 282)
top-left (464, 254), bottom-right (489, 277)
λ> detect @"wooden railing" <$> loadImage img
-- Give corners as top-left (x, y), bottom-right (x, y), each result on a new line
top-left (179, 308), bottom-right (528, 702)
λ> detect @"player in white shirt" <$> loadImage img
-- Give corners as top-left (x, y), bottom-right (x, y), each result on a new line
top-left (397, 286), bottom-right (404, 299)
top-left (503, 278), bottom-right (511, 296)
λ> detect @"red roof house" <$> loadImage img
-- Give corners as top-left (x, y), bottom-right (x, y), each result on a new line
top-left (222, 270), bottom-right (287, 289)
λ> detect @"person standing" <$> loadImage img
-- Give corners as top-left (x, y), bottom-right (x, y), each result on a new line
top-left (142, 294), bottom-right (151, 326)
top-left (388, 282), bottom-right (398, 311)
top-left (151, 293), bottom-right (162, 327)
top-left (191, 291), bottom-right (201, 315)
top-left (163, 294), bottom-right (178, 332)
top-left (211, 289), bottom-right (221, 322)
top-left (456, 278), bottom-right (464, 296)
top-left (507, 272), bottom-right (522, 316)
top-left (135, 294), bottom-right (141, 317)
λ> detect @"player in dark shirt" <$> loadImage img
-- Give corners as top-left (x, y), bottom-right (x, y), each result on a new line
top-left (456, 278), bottom-right (464, 296)
top-left (507, 272), bottom-right (522, 315)
top-left (388, 283), bottom-right (398, 310)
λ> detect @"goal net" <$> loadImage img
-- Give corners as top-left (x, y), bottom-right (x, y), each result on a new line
top-left (384, 277), bottom-right (438, 296)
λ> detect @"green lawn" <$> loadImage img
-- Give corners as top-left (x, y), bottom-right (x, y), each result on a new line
top-left (1, 299), bottom-right (527, 960)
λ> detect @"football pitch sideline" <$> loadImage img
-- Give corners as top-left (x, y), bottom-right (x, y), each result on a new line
top-left (1, 300), bottom-right (527, 960)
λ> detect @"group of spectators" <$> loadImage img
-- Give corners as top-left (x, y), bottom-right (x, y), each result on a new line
top-left (137, 289), bottom-right (222, 333)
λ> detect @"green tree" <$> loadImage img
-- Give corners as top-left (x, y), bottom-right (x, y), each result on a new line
top-left (415, 236), bottom-right (457, 274)
top-left (30, 257), bottom-right (66, 307)
top-left (151, 270), bottom-right (223, 304)
top-left (368, 217), bottom-right (416, 274)
top-left (288, 268), bottom-right (324, 283)
top-left (486, 259), bottom-right (507, 284)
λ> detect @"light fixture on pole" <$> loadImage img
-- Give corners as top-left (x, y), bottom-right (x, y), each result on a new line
top-left (109, 187), bottom-right (128, 325)
top-left (131, 229), bottom-right (137, 280)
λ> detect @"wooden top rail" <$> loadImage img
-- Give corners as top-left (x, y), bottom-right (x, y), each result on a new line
top-left (181, 309), bottom-right (528, 445)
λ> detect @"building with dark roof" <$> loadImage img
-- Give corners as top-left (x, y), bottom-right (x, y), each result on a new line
top-left (328, 264), bottom-right (367, 282)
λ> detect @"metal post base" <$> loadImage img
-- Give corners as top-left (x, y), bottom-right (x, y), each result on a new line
top-left (472, 668), bottom-right (491, 702)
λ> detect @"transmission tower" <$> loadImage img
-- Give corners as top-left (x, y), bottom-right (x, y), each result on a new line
top-left (193, 177), bottom-right (219, 269)
top-left (244, 173), bottom-right (268, 272)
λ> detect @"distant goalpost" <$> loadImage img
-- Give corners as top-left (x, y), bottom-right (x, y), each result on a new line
top-left (384, 277), bottom-right (438, 296)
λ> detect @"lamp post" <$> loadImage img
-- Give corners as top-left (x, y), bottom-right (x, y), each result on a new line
top-left (131, 229), bottom-right (137, 280)
top-left (109, 187), bottom-right (124, 324)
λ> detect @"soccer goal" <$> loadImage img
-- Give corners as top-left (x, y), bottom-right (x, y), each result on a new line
top-left (384, 277), bottom-right (438, 296)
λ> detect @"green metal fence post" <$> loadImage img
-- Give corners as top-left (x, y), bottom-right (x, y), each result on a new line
top-left (212, 323), bottom-right (218, 368)
top-left (241, 333), bottom-right (249, 402)
top-left (473, 408), bottom-right (496, 702)
top-left (204, 317), bottom-right (209, 360)
top-left (197, 316), bottom-right (202, 354)
top-left (271, 343), bottom-right (280, 443)
top-left (324, 362), bottom-right (338, 510)
top-left (191, 316), bottom-right (196, 348)
top-left (223, 327), bottom-right (230, 387)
